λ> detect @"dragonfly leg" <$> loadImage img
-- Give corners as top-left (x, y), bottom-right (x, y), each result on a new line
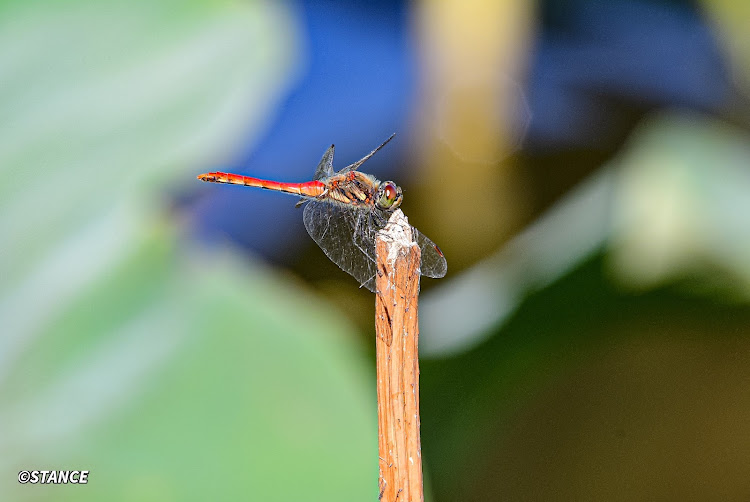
top-left (371, 212), bottom-right (384, 228)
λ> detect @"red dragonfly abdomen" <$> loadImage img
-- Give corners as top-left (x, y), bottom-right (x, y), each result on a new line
top-left (197, 172), bottom-right (326, 198)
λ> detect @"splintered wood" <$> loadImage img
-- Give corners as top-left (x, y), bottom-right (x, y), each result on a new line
top-left (375, 210), bottom-right (424, 502)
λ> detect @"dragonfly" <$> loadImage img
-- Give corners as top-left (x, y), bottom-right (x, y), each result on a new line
top-left (197, 134), bottom-right (447, 292)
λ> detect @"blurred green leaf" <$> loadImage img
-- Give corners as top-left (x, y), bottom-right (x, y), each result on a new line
top-left (0, 2), bottom-right (375, 500)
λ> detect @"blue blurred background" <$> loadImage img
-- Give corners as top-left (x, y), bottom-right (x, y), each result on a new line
top-left (3, 0), bottom-right (750, 500)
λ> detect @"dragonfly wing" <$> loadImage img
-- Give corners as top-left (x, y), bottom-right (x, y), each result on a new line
top-left (338, 133), bottom-right (396, 173)
top-left (414, 227), bottom-right (447, 279)
top-left (313, 144), bottom-right (335, 181)
top-left (303, 200), bottom-right (379, 292)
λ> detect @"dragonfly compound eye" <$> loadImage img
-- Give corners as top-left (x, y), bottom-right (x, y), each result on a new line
top-left (377, 181), bottom-right (403, 210)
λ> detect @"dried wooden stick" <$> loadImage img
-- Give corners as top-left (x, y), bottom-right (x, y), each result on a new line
top-left (375, 209), bottom-right (424, 502)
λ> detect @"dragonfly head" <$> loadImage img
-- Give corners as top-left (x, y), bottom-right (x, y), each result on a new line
top-left (376, 181), bottom-right (403, 212)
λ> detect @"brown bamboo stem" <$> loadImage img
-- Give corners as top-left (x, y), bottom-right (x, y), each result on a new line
top-left (375, 209), bottom-right (424, 502)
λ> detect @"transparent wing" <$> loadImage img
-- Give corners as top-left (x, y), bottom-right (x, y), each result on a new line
top-left (338, 133), bottom-right (396, 174)
top-left (303, 200), bottom-right (380, 292)
top-left (303, 200), bottom-right (447, 290)
top-left (413, 227), bottom-right (447, 279)
top-left (312, 144), bottom-right (335, 181)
